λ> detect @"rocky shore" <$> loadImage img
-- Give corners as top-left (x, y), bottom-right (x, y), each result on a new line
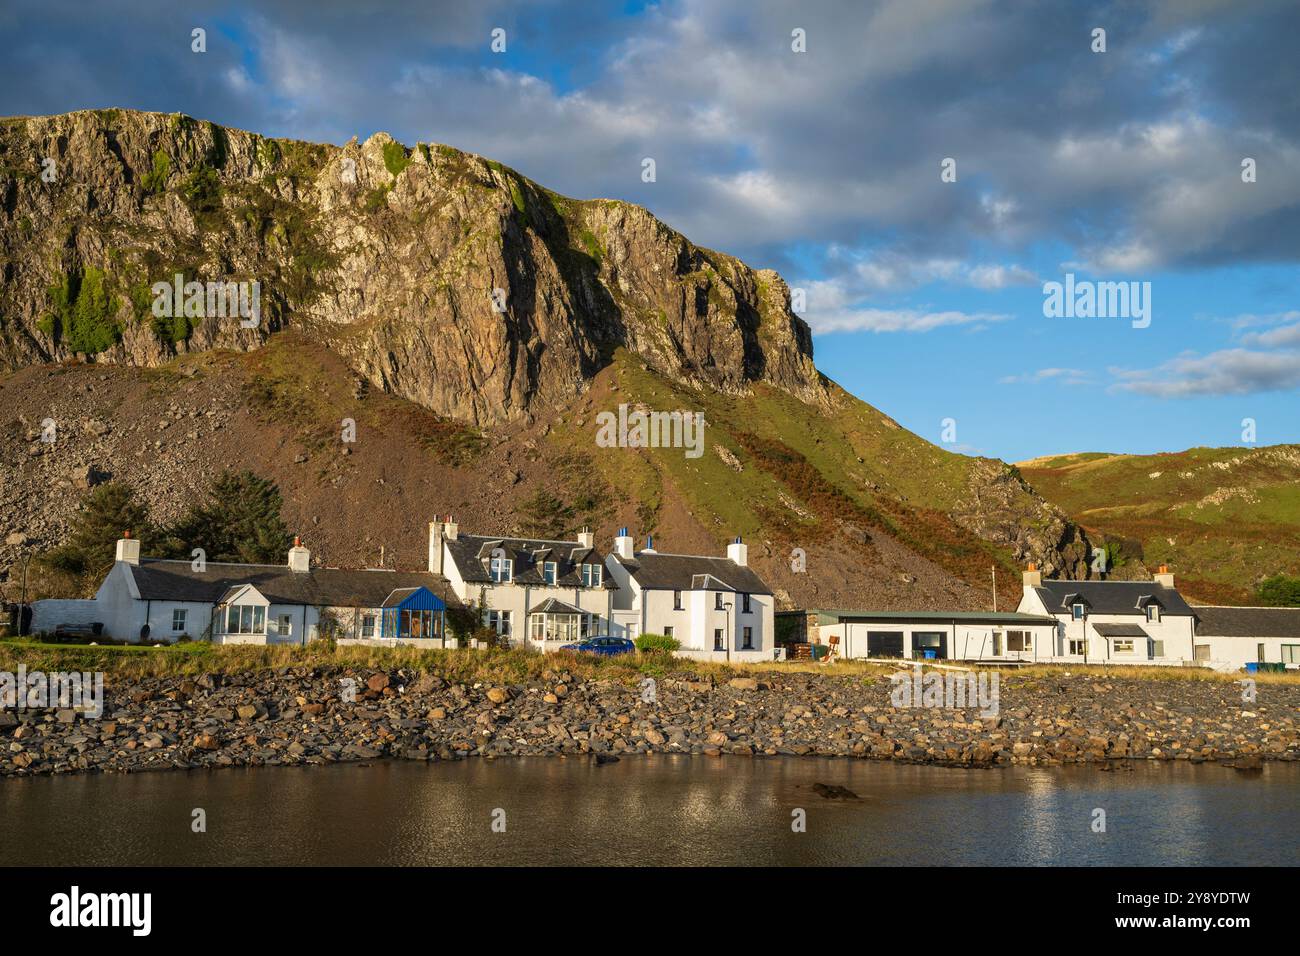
top-left (2, 666), bottom-right (1297, 776)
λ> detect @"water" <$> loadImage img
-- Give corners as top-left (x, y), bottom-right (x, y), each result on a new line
top-left (1, 757), bottom-right (1295, 866)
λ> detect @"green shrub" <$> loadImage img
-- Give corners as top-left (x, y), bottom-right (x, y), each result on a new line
top-left (1257, 575), bottom-right (1300, 607)
top-left (363, 183), bottom-right (391, 212)
top-left (635, 633), bottom-right (681, 654)
top-left (179, 165), bottom-right (223, 228)
top-left (382, 140), bottom-right (410, 177)
top-left (141, 150), bottom-right (170, 194)
top-left (43, 267), bottom-right (121, 354)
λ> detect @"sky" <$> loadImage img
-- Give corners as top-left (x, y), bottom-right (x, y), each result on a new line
top-left (1, 0), bottom-right (1297, 462)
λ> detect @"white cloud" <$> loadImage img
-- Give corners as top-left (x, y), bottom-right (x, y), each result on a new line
top-left (1111, 348), bottom-right (1300, 397)
top-left (807, 305), bottom-right (1010, 335)
top-left (1000, 367), bottom-right (1093, 386)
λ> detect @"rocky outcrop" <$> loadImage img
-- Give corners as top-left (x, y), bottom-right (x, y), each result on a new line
top-left (0, 110), bottom-right (824, 427)
top-left (3, 663), bottom-right (1296, 777)
top-left (952, 459), bottom-right (1092, 578)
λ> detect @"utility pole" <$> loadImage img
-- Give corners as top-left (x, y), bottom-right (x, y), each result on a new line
top-left (991, 565), bottom-right (997, 613)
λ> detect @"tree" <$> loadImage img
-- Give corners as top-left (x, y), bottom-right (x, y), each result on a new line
top-left (1257, 575), bottom-right (1300, 608)
top-left (164, 470), bottom-right (290, 563)
top-left (43, 482), bottom-right (152, 579)
top-left (516, 489), bottom-right (576, 539)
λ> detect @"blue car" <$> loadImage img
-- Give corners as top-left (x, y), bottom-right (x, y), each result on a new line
top-left (560, 636), bottom-right (636, 656)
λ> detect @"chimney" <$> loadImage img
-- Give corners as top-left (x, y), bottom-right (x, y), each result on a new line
top-left (1153, 563), bottom-right (1174, 589)
top-left (443, 514), bottom-right (458, 541)
top-left (288, 535), bottom-right (311, 573)
top-left (1022, 561), bottom-right (1041, 588)
top-left (577, 526), bottom-right (595, 549)
top-left (643, 533), bottom-right (656, 554)
top-left (115, 530), bottom-right (140, 566)
top-left (428, 520), bottom-right (444, 574)
top-left (613, 527), bottom-right (634, 560)
top-left (726, 535), bottom-right (748, 567)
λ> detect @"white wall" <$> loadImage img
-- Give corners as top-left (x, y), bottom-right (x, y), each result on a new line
top-left (30, 599), bottom-right (101, 635)
top-left (1198, 636), bottom-right (1300, 671)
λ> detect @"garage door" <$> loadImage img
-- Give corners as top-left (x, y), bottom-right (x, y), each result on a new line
top-left (867, 631), bottom-right (905, 658)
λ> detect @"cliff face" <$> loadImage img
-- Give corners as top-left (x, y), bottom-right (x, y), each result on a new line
top-left (0, 109), bottom-right (823, 426)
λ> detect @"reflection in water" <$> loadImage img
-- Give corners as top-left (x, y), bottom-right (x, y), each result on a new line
top-left (0, 756), bottom-right (1295, 866)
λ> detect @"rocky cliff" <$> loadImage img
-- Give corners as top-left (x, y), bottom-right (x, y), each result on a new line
top-left (0, 109), bottom-right (823, 426)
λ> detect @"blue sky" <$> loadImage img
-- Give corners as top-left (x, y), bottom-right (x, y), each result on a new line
top-left (1, 0), bottom-right (1297, 462)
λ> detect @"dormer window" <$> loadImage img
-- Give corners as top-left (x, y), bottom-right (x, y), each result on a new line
top-left (1146, 605), bottom-right (1161, 623)
top-left (715, 592), bottom-right (725, 610)
top-left (1071, 603), bottom-right (1086, 621)
top-left (490, 555), bottom-right (513, 583)
top-left (543, 561), bottom-right (558, 586)
top-left (581, 563), bottom-right (602, 588)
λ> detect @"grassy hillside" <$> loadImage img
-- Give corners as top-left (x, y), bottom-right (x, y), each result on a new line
top-left (1019, 446), bottom-right (1300, 603)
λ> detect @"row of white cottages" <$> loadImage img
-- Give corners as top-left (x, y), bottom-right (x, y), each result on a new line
top-left (34, 520), bottom-right (777, 662)
top-left (31, 521), bottom-right (1299, 671)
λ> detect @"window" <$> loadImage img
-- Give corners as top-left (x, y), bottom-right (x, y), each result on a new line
top-left (742, 593), bottom-right (751, 614)
top-left (489, 555), bottom-right (513, 583)
top-left (1069, 637), bottom-right (1087, 655)
top-left (715, 592), bottom-right (725, 610)
top-left (484, 610), bottom-right (512, 636)
top-left (742, 626), bottom-right (753, 649)
top-left (276, 614), bottom-right (292, 637)
top-left (171, 609), bottom-right (187, 632)
top-left (580, 614), bottom-right (596, 638)
top-left (1113, 639), bottom-right (1134, 653)
top-left (361, 614), bottom-right (376, 639)
top-left (991, 632), bottom-right (1002, 656)
top-left (1006, 630), bottom-right (1031, 652)
top-left (1283, 645), bottom-right (1299, 664)
top-left (673, 589), bottom-right (682, 610)
top-left (581, 563), bottom-right (602, 588)
top-left (543, 561), bottom-right (557, 586)
top-left (1146, 605), bottom-right (1161, 623)
top-left (225, 604), bottom-right (265, 635)
top-left (713, 628), bottom-right (724, 651)
top-left (1071, 603), bottom-right (1086, 621)
top-left (1151, 640), bottom-right (1164, 658)
top-left (664, 626), bottom-right (674, 639)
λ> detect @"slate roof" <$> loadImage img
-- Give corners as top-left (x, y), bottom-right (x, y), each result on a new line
top-left (1033, 581), bottom-right (1194, 616)
top-left (530, 597), bottom-right (585, 615)
top-left (796, 609), bottom-right (1058, 626)
top-left (615, 552), bottom-right (772, 595)
top-left (128, 559), bottom-right (458, 609)
top-left (1092, 623), bottom-right (1149, 638)
top-left (444, 534), bottom-right (614, 588)
top-left (1194, 606), bottom-right (1300, 639)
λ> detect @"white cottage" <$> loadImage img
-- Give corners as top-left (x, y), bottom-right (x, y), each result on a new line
top-left (68, 533), bottom-right (456, 646)
top-left (430, 518), bottom-right (616, 651)
top-left (1191, 606), bottom-right (1300, 671)
top-left (604, 530), bottom-right (775, 662)
top-left (1016, 563), bottom-right (1197, 664)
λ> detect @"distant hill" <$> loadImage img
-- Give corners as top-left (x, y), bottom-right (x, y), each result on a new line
top-left (1018, 446), bottom-right (1300, 604)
